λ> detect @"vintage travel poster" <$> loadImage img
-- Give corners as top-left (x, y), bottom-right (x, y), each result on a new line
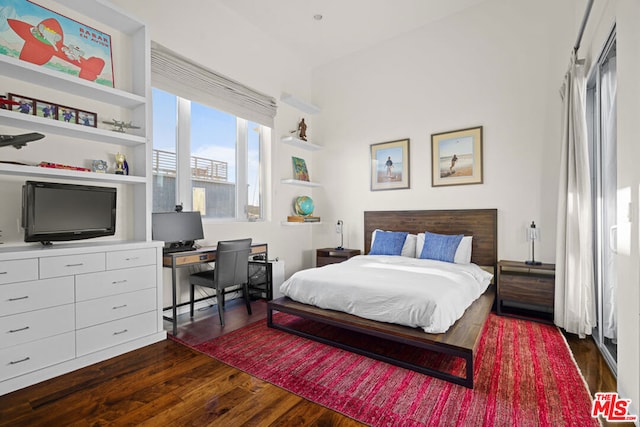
top-left (0, 0), bottom-right (114, 87)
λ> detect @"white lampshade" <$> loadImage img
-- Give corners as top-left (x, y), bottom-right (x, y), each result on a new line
top-left (526, 221), bottom-right (540, 241)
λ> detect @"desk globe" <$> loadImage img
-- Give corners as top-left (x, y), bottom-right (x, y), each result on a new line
top-left (294, 196), bottom-right (314, 216)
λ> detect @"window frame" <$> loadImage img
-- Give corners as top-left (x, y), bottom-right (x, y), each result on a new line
top-left (152, 87), bottom-right (268, 222)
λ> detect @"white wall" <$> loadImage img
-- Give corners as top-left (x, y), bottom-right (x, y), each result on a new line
top-left (108, 4), bottom-right (640, 413)
top-left (109, 0), bottom-right (319, 307)
top-left (309, 0), bottom-right (575, 263)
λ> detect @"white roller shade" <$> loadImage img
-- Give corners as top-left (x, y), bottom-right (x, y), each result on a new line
top-left (151, 42), bottom-right (277, 127)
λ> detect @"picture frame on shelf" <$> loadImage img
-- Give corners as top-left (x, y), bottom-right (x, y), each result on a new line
top-left (431, 126), bottom-right (483, 187)
top-left (35, 100), bottom-right (57, 120)
top-left (8, 93), bottom-right (35, 115)
top-left (77, 109), bottom-right (97, 127)
top-left (370, 138), bottom-right (410, 191)
top-left (57, 105), bottom-right (77, 124)
top-left (0, 0), bottom-right (115, 88)
top-left (292, 156), bottom-right (310, 181)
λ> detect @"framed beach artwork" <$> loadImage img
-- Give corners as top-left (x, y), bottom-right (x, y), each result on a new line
top-left (370, 138), bottom-right (410, 191)
top-left (0, 0), bottom-right (114, 87)
top-left (431, 126), bottom-right (483, 187)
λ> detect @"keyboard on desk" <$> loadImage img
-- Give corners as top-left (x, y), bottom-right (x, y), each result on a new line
top-left (162, 245), bottom-right (196, 255)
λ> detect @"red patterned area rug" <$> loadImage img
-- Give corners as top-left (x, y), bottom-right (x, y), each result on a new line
top-left (175, 313), bottom-right (598, 427)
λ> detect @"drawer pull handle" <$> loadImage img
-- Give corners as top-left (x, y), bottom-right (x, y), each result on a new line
top-left (113, 329), bottom-right (128, 335)
top-left (8, 326), bottom-right (30, 333)
top-left (0, 271), bottom-right (7, 275)
top-left (65, 263), bottom-right (84, 267)
top-left (9, 357), bottom-right (30, 365)
top-left (112, 280), bottom-right (128, 285)
top-left (125, 257), bottom-right (140, 261)
top-left (8, 296), bottom-right (29, 302)
top-left (112, 304), bottom-right (128, 310)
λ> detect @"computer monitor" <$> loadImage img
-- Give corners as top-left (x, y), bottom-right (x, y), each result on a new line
top-left (152, 211), bottom-right (204, 252)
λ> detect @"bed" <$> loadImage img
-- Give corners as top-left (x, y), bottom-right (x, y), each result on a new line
top-left (267, 209), bottom-right (497, 388)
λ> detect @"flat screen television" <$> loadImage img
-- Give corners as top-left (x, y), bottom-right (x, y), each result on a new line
top-left (22, 181), bottom-right (117, 245)
top-left (152, 211), bottom-right (204, 252)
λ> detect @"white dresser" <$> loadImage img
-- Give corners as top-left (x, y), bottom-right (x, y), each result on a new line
top-left (0, 241), bottom-right (166, 395)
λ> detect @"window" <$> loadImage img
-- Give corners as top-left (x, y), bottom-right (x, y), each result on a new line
top-left (152, 87), bottom-right (266, 220)
top-left (586, 27), bottom-right (617, 373)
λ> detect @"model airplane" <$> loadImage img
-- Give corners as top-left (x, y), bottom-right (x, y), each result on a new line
top-left (8, 18), bottom-right (105, 82)
top-left (102, 119), bottom-right (141, 133)
top-left (0, 133), bottom-right (45, 149)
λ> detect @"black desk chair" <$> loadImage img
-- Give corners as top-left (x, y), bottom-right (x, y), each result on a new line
top-left (189, 238), bottom-right (253, 326)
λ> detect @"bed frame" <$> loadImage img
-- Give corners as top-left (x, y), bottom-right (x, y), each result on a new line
top-left (267, 209), bottom-right (497, 388)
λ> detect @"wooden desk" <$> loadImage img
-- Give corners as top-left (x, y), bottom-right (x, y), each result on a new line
top-left (162, 243), bottom-right (268, 335)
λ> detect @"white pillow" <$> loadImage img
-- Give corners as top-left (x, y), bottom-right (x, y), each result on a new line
top-left (415, 233), bottom-right (473, 264)
top-left (371, 230), bottom-right (417, 257)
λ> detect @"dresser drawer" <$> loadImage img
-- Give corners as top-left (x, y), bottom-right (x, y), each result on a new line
top-left (76, 288), bottom-right (156, 329)
top-left (0, 332), bottom-right (75, 382)
top-left (106, 248), bottom-right (156, 270)
top-left (0, 259), bottom-right (39, 285)
top-left (76, 311), bottom-right (157, 356)
top-left (76, 265), bottom-right (157, 301)
top-left (1, 305), bottom-right (75, 349)
top-left (39, 253), bottom-right (105, 279)
top-left (499, 273), bottom-right (554, 307)
top-left (0, 276), bottom-right (74, 317)
top-left (317, 257), bottom-right (346, 267)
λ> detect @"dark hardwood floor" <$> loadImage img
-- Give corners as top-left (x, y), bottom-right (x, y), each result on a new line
top-left (0, 299), bottom-right (626, 426)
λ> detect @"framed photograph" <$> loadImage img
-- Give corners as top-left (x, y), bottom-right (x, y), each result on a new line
top-left (8, 93), bottom-right (35, 115)
top-left (0, 0), bottom-right (115, 87)
top-left (431, 126), bottom-right (483, 187)
top-left (292, 156), bottom-right (310, 181)
top-left (35, 100), bottom-right (57, 120)
top-left (77, 109), bottom-right (97, 127)
top-left (57, 106), bottom-right (77, 124)
top-left (370, 138), bottom-right (410, 191)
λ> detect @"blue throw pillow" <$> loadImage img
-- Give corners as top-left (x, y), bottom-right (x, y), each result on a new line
top-left (419, 231), bottom-right (463, 263)
top-left (369, 231), bottom-right (408, 256)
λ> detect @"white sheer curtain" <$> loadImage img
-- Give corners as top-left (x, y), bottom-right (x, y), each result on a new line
top-left (555, 52), bottom-right (596, 338)
top-left (601, 54), bottom-right (617, 341)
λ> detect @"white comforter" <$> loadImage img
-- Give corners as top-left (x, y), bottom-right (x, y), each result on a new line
top-left (279, 255), bottom-right (493, 334)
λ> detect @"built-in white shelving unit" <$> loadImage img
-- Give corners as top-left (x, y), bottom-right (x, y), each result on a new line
top-left (0, 0), bottom-right (165, 397)
top-left (0, 0), bottom-right (151, 239)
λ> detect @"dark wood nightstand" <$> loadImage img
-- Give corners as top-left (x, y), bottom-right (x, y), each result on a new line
top-left (316, 248), bottom-right (361, 267)
top-left (497, 260), bottom-right (555, 323)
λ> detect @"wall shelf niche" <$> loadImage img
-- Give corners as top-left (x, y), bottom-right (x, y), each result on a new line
top-left (280, 178), bottom-right (322, 188)
top-left (281, 136), bottom-right (322, 151)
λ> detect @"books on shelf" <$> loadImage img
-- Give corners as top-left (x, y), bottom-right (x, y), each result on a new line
top-left (287, 215), bottom-right (321, 223)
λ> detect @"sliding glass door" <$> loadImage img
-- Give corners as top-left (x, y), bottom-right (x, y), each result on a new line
top-left (586, 28), bottom-right (617, 373)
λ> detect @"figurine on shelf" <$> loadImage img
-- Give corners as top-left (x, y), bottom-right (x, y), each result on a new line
top-left (297, 118), bottom-right (307, 141)
top-left (114, 152), bottom-right (129, 175)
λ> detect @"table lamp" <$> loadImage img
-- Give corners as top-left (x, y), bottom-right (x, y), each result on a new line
top-left (525, 221), bottom-right (541, 265)
top-left (336, 220), bottom-right (344, 250)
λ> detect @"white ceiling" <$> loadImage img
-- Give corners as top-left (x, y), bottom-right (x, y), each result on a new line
top-left (219, 0), bottom-right (488, 68)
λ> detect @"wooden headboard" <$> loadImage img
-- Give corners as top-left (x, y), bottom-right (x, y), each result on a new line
top-left (364, 209), bottom-right (498, 268)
